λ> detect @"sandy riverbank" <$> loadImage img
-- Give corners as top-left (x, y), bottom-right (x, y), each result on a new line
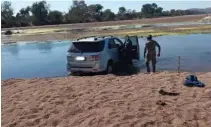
top-left (2, 72), bottom-right (211, 127)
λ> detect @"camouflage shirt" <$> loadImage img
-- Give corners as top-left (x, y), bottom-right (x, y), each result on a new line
top-left (145, 40), bottom-right (161, 56)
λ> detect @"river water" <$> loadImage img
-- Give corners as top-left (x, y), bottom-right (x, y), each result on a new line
top-left (2, 34), bottom-right (211, 80)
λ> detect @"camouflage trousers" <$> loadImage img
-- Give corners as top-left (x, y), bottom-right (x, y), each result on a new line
top-left (145, 54), bottom-right (157, 72)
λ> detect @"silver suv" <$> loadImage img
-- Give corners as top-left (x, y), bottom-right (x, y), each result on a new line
top-left (67, 35), bottom-right (140, 74)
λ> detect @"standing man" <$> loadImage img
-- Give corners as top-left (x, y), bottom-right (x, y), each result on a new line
top-left (123, 35), bottom-right (133, 66)
top-left (144, 35), bottom-right (161, 73)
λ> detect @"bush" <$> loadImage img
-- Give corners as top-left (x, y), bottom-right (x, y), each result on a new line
top-left (4, 30), bottom-right (13, 35)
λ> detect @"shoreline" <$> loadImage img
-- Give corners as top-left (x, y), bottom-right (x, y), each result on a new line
top-left (1, 71), bottom-right (211, 81)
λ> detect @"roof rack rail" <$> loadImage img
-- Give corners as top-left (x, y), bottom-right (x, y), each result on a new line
top-left (99, 35), bottom-right (113, 38)
top-left (77, 36), bottom-right (97, 41)
top-left (76, 35), bottom-right (113, 41)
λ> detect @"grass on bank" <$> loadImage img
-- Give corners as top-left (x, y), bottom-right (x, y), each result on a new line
top-left (81, 25), bottom-right (211, 39)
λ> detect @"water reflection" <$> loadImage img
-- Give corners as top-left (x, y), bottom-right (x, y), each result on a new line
top-left (4, 44), bottom-right (20, 56)
top-left (36, 42), bottom-right (53, 53)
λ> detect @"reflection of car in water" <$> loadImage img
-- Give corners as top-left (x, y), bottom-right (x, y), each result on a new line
top-left (67, 35), bottom-right (140, 75)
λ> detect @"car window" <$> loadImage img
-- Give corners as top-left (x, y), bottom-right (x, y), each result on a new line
top-left (68, 41), bottom-right (105, 53)
top-left (114, 38), bottom-right (123, 47)
top-left (128, 36), bottom-right (138, 46)
top-left (108, 39), bottom-right (117, 49)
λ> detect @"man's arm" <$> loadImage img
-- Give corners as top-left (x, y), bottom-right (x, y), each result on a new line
top-left (144, 44), bottom-right (147, 58)
top-left (155, 41), bottom-right (161, 56)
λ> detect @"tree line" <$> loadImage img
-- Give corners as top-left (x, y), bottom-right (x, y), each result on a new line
top-left (1, 0), bottom-right (205, 28)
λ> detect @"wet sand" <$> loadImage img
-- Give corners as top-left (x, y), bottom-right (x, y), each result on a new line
top-left (2, 72), bottom-right (211, 127)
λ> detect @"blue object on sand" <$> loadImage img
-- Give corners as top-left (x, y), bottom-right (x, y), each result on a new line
top-left (184, 75), bottom-right (205, 87)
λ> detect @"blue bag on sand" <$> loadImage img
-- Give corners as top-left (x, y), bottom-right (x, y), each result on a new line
top-left (184, 75), bottom-right (205, 87)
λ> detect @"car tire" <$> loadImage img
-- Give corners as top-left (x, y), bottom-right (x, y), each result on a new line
top-left (70, 72), bottom-right (79, 76)
top-left (105, 61), bottom-right (113, 74)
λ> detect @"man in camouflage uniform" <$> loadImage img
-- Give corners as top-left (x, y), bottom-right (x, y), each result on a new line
top-left (144, 35), bottom-right (161, 73)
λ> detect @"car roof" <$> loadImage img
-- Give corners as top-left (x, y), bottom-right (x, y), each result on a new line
top-left (73, 36), bottom-right (114, 43)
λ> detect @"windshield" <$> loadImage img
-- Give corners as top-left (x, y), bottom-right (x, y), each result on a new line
top-left (68, 41), bottom-right (105, 53)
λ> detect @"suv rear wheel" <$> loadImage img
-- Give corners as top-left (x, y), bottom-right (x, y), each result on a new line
top-left (70, 72), bottom-right (79, 76)
top-left (105, 61), bottom-right (113, 74)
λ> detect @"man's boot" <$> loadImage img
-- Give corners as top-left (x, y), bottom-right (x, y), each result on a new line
top-left (152, 63), bottom-right (156, 73)
top-left (146, 62), bottom-right (150, 73)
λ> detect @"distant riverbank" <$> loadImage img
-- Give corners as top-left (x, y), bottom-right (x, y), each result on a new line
top-left (2, 24), bottom-right (211, 44)
top-left (1, 14), bottom-right (211, 44)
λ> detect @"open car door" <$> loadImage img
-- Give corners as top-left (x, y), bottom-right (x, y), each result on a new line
top-left (128, 36), bottom-right (140, 60)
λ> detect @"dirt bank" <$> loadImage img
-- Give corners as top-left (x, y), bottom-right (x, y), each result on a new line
top-left (2, 14), bottom-right (211, 43)
top-left (2, 24), bottom-right (211, 44)
top-left (1, 14), bottom-right (207, 31)
top-left (2, 72), bottom-right (211, 127)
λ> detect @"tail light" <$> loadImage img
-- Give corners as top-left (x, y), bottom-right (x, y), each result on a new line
top-left (89, 55), bottom-right (100, 61)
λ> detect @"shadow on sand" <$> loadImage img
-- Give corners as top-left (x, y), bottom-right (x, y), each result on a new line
top-left (112, 64), bottom-right (140, 76)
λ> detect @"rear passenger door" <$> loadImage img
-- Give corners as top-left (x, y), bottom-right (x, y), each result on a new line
top-left (113, 38), bottom-right (124, 48)
top-left (108, 38), bottom-right (118, 62)
top-left (128, 36), bottom-right (140, 60)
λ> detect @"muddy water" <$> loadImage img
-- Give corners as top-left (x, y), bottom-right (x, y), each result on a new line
top-left (2, 34), bottom-right (211, 79)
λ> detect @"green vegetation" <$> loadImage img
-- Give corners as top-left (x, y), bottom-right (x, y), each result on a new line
top-left (1, 0), bottom-right (206, 28)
